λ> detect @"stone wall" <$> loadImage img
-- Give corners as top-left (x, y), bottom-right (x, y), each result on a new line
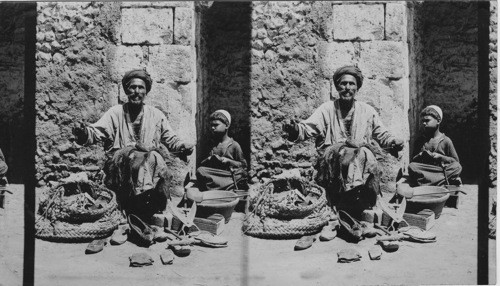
top-left (248, 2), bottom-right (410, 192)
top-left (36, 2), bottom-right (121, 187)
top-left (489, 1), bottom-right (497, 189)
top-left (0, 3), bottom-right (32, 183)
top-left (35, 2), bottom-right (196, 196)
top-left (415, 2), bottom-right (479, 182)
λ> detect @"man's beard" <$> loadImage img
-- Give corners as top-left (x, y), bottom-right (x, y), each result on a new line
top-left (339, 91), bottom-right (355, 103)
top-left (128, 95), bottom-right (144, 106)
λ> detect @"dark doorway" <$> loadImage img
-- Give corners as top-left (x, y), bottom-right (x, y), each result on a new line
top-left (196, 2), bottom-right (252, 169)
top-left (411, 1), bottom-right (480, 183)
top-left (0, 3), bottom-right (35, 183)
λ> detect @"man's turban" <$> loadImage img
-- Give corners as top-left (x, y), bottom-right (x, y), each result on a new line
top-left (333, 66), bottom-right (364, 90)
top-left (122, 69), bottom-right (153, 93)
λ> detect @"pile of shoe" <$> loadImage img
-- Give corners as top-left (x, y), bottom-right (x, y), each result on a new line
top-left (85, 206), bottom-right (229, 261)
top-left (248, 176), bottom-right (327, 220)
top-left (35, 173), bottom-right (121, 242)
top-left (293, 194), bottom-right (438, 258)
top-left (243, 176), bottom-right (331, 239)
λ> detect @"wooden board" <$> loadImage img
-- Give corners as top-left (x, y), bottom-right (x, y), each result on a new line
top-left (402, 210), bottom-right (436, 231)
top-left (172, 214), bottom-right (225, 235)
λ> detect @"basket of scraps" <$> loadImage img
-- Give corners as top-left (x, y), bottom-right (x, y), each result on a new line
top-left (37, 180), bottom-right (117, 224)
top-left (248, 177), bottom-right (327, 220)
top-left (242, 205), bottom-right (330, 239)
top-left (35, 208), bottom-right (122, 242)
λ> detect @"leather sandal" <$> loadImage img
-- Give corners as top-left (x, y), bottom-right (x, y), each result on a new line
top-left (294, 234), bottom-right (316, 251)
top-left (85, 239), bottom-right (107, 254)
top-left (368, 246), bottom-right (383, 260)
top-left (110, 225), bottom-right (129, 245)
top-left (191, 231), bottom-right (228, 248)
top-left (337, 248), bottom-right (362, 263)
top-left (379, 240), bottom-right (399, 252)
top-left (169, 244), bottom-right (191, 257)
top-left (399, 226), bottom-right (436, 243)
top-left (160, 249), bottom-right (175, 265)
top-left (319, 221), bottom-right (338, 241)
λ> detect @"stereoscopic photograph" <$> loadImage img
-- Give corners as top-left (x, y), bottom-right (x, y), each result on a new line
top-left (0, 1), bottom-right (496, 285)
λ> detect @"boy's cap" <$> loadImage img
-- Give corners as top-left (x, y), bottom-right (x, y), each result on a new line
top-left (426, 105), bottom-right (443, 121)
top-left (212, 109), bottom-right (231, 126)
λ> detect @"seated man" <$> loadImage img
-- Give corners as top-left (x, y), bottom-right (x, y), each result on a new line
top-left (408, 105), bottom-right (462, 186)
top-left (73, 69), bottom-right (194, 221)
top-left (196, 110), bottom-right (248, 191)
top-left (283, 66), bottom-right (404, 218)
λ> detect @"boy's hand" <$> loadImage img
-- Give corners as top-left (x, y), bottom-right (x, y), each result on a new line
top-left (220, 157), bottom-right (229, 165)
top-left (430, 152), bottom-right (443, 162)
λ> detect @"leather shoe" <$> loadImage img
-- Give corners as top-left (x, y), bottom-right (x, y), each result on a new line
top-left (128, 214), bottom-right (154, 246)
top-left (338, 210), bottom-right (363, 242)
top-left (294, 234), bottom-right (316, 251)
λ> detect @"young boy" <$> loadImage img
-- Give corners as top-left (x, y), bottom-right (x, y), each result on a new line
top-left (408, 105), bottom-right (462, 186)
top-left (196, 110), bottom-right (248, 190)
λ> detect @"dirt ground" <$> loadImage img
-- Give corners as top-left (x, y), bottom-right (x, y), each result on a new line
top-left (0, 184), bottom-right (496, 286)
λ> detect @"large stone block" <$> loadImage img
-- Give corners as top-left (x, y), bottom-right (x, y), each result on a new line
top-left (317, 41), bottom-right (356, 78)
top-left (355, 79), bottom-right (383, 110)
top-left (121, 2), bottom-right (192, 8)
top-left (380, 95), bottom-right (408, 140)
top-left (386, 3), bottom-right (407, 41)
top-left (310, 2), bottom-right (334, 41)
top-left (382, 83), bottom-right (408, 139)
top-left (174, 8), bottom-right (193, 46)
top-left (358, 41), bottom-right (408, 79)
top-left (356, 78), bottom-right (408, 141)
top-left (332, 4), bottom-right (384, 40)
top-left (145, 82), bottom-right (195, 139)
top-left (121, 8), bottom-right (173, 45)
top-left (111, 45), bottom-right (144, 82)
top-left (147, 45), bottom-right (194, 83)
top-left (318, 78), bottom-right (332, 102)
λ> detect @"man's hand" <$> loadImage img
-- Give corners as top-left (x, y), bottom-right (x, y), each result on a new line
top-left (72, 122), bottom-right (88, 145)
top-left (135, 143), bottom-right (152, 152)
top-left (282, 119), bottom-right (299, 141)
top-left (179, 142), bottom-right (194, 156)
top-left (391, 138), bottom-right (404, 152)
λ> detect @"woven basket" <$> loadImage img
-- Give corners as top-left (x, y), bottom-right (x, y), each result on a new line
top-left (35, 209), bottom-right (122, 243)
top-left (242, 207), bottom-right (329, 239)
top-left (249, 177), bottom-right (327, 220)
top-left (38, 182), bottom-right (117, 223)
